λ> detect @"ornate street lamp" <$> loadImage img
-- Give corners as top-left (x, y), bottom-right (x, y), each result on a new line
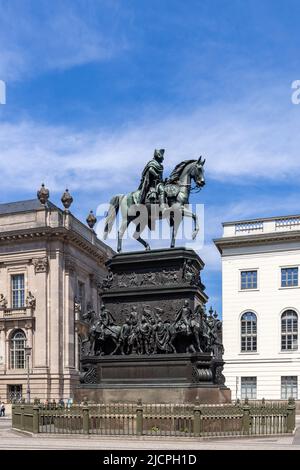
top-left (24, 344), bottom-right (32, 404)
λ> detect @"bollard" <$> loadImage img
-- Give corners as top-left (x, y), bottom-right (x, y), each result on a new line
top-left (136, 398), bottom-right (143, 436)
top-left (32, 405), bottom-right (40, 434)
top-left (287, 398), bottom-right (296, 433)
top-left (20, 405), bottom-right (25, 430)
top-left (242, 399), bottom-right (251, 435)
top-left (193, 401), bottom-right (202, 437)
top-left (82, 405), bottom-right (90, 435)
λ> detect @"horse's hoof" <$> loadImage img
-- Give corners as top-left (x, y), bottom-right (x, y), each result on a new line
top-left (192, 230), bottom-right (199, 240)
top-left (145, 246), bottom-right (151, 251)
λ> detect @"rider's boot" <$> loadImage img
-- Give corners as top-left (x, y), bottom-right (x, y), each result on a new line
top-left (158, 191), bottom-right (167, 213)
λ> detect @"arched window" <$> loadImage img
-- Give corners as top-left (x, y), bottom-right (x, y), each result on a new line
top-left (10, 330), bottom-right (26, 369)
top-left (281, 310), bottom-right (298, 351)
top-left (241, 312), bottom-right (257, 352)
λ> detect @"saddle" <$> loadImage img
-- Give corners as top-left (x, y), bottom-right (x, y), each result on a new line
top-left (131, 189), bottom-right (159, 205)
top-left (164, 183), bottom-right (180, 198)
top-left (146, 189), bottom-right (158, 202)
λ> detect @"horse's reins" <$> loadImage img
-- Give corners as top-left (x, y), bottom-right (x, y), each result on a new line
top-left (178, 182), bottom-right (203, 193)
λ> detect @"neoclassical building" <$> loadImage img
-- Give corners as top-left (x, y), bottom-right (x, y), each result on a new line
top-left (0, 195), bottom-right (112, 402)
top-left (215, 214), bottom-right (300, 400)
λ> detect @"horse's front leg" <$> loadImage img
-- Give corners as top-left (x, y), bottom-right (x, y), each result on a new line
top-left (169, 333), bottom-right (177, 353)
top-left (182, 206), bottom-right (199, 240)
top-left (111, 341), bottom-right (120, 355)
top-left (133, 219), bottom-right (150, 251)
top-left (170, 224), bottom-right (175, 249)
top-left (168, 204), bottom-right (182, 249)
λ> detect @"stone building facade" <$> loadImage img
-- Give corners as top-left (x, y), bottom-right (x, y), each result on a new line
top-left (0, 198), bottom-right (112, 402)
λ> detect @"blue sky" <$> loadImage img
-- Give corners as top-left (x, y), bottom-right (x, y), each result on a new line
top-left (1, 0), bottom-right (300, 313)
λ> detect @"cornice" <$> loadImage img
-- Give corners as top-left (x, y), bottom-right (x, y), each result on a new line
top-left (214, 230), bottom-right (300, 253)
top-left (0, 226), bottom-right (110, 264)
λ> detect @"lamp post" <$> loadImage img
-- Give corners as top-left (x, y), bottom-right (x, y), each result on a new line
top-left (24, 344), bottom-right (32, 404)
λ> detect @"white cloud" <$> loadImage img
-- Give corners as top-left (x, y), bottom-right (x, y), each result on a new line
top-left (0, 0), bottom-right (127, 80)
top-left (1, 87), bottom-right (300, 194)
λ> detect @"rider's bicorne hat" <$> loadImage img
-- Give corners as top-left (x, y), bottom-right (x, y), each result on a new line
top-left (154, 149), bottom-right (165, 158)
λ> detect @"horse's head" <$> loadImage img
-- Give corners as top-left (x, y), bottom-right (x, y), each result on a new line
top-left (191, 156), bottom-right (206, 188)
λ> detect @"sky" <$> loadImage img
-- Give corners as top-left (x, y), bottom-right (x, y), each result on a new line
top-left (1, 0), bottom-right (300, 313)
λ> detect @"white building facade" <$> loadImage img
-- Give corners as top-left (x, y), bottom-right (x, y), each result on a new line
top-left (214, 215), bottom-right (300, 400)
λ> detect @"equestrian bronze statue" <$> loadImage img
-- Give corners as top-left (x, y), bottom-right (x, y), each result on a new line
top-left (103, 149), bottom-right (206, 252)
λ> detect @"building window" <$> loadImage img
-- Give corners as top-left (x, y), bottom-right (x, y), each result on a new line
top-left (241, 312), bottom-right (257, 352)
top-left (10, 330), bottom-right (26, 369)
top-left (11, 274), bottom-right (25, 308)
top-left (281, 376), bottom-right (298, 399)
top-left (241, 377), bottom-right (257, 399)
top-left (281, 267), bottom-right (298, 287)
top-left (78, 281), bottom-right (85, 312)
top-left (241, 270), bottom-right (257, 290)
top-left (8, 384), bottom-right (23, 403)
top-left (281, 310), bottom-right (298, 351)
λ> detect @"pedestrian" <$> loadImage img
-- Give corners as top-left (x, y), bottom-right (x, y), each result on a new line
top-left (0, 402), bottom-right (5, 417)
top-left (58, 398), bottom-right (65, 408)
top-left (67, 397), bottom-right (73, 409)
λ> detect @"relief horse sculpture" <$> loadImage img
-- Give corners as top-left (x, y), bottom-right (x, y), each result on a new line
top-left (103, 150), bottom-right (206, 252)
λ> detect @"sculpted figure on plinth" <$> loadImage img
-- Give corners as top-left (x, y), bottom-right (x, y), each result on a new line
top-left (138, 149), bottom-right (165, 206)
top-left (103, 150), bottom-right (206, 252)
top-left (81, 299), bottom-right (223, 358)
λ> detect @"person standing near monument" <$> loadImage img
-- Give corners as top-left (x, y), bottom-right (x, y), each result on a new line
top-left (0, 402), bottom-right (5, 417)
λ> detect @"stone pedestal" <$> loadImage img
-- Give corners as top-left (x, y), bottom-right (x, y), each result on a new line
top-left (80, 353), bottom-right (223, 385)
top-left (75, 385), bottom-right (231, 404)
top-left (77, 248), bottom-right (231, 404)
top-left (101, 247), bottom-right (208, 325)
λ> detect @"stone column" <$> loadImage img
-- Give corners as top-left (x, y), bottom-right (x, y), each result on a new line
top-left (25, 323), bottom-right (33, 368)
top-left (64, 257), bottom-right (76, 370)
top-left (74, 324), bottom-right (79, 371)
top-left (5, 328), bottom-right (11, 371)
top-left (48, 243), bottom-right (64, 399)
top-left (0, 324), bottom-right (5, 371)
top-left (32, 257), bottom-right (48, 368)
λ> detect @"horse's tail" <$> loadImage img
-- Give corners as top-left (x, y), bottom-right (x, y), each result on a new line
top-left (103, 195), bottom-right (123, 239)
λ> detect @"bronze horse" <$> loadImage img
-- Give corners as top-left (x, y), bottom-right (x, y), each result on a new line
top-left (104, 157), bottom-right (206, 252)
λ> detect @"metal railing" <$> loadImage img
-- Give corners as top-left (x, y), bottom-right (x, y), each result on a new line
top-left (12, 398), bottom-right (296, 438)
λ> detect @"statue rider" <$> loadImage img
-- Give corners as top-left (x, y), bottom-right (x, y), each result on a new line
top-left (97, 304), bottom-right (115, 337)
top-left (138, 149), bottom-right (165, 207)
top-left (174, 300), bottom-right (193, 335)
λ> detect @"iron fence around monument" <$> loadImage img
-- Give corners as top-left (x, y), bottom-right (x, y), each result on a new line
top-left (11, 399), bottom-right (296, 438)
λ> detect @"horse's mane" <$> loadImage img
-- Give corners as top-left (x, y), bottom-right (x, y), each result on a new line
top-left (166, 159), bottom-right (196, 183)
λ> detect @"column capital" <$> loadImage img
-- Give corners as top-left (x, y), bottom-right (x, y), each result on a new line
top-left (65, 256), bottom-right (76, 274)
top-left (33, 257), bottom-right (49, 274)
